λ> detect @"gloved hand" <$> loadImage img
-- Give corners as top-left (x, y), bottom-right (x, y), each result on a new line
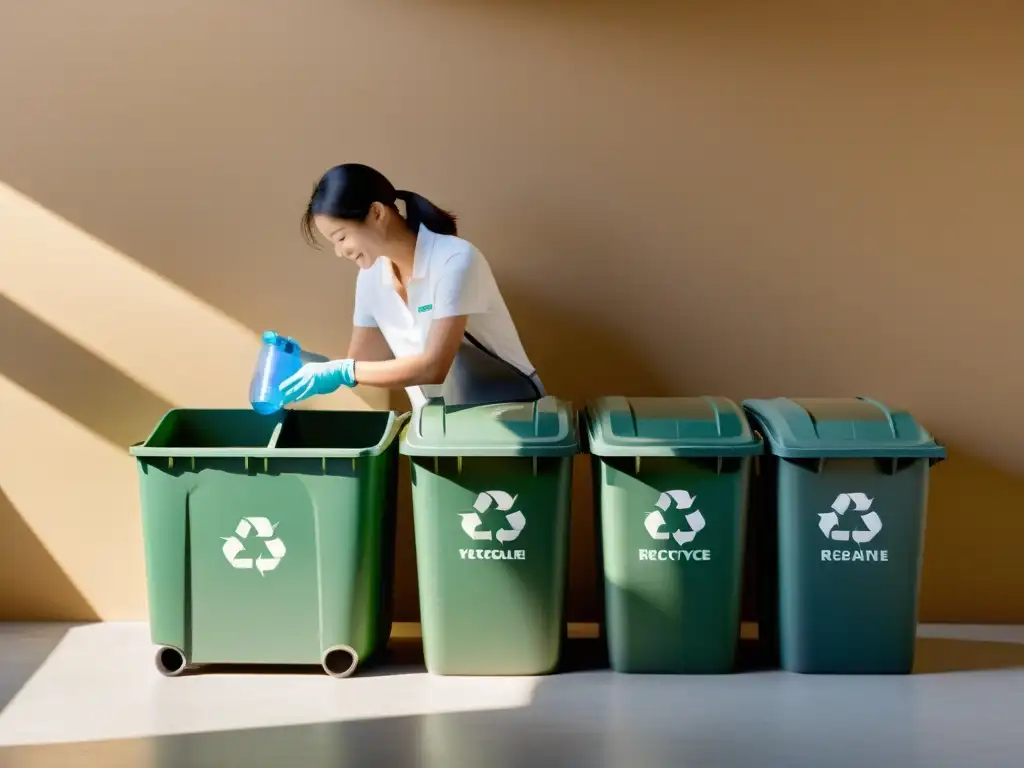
top-left (279, 359), bottom-right (356, 404)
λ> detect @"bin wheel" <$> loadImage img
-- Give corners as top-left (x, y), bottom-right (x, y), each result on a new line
top-left (155, 645), bottom-right (189, 677)
top-left (321, 645), bottom-right (359, 678)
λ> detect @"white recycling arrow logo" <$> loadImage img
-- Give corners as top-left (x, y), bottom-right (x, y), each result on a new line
top-left (460, 490), bottom-right (526, 545)
top-left (644, 490), bottom-right (706, 546)
top-left (222, 517), bottom-right (287, 575)
top-left (819, 493), bottom-right (882, 544)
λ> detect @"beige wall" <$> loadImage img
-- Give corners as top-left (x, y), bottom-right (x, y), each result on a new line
top-left (1, 2), bottom-right (1021, 623)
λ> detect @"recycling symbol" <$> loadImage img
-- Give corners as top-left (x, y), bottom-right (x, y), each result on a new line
top-left (819, 493), bottom-right (882, 544)
top-left (221, 516), bottom-right (287, 575)
top-left (644, 490), bottom-right (706, 546)
top-left (460, 490), bottom-right (526, 545)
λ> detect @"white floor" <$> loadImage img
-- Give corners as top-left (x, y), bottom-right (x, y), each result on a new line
top-left (1, 623), bottom-right (1023, 766)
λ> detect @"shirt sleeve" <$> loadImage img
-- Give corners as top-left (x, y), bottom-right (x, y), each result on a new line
top-left (352, 268), bottom-right (378, 328)
top-left (432, 247), bottom-right (490, 319)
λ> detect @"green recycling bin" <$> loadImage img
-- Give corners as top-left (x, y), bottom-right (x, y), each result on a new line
top-left (400, 397), bottom-right (578, 676)
top-left (130, 407), bottom-right (407, 678)
top-left (584, 396), bottom-right (763, 673)
top-left (743, 397), bottom-right (945, 674)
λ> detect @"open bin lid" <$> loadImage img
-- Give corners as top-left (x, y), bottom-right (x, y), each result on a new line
top-left (399, 396), bottom-right (578, 458)
top-left (585, 396), bottom-right (762, 458)
top-left (742, 396), bottom-right (946, 460)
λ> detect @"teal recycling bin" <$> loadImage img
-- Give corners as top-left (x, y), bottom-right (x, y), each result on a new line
top-left (585, 396), bottom-right (763, 674)
top-left (743, 397), bottom-right (945, 674)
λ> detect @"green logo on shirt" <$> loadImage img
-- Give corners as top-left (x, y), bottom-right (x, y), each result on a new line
top-left (417, 304), bottom-right (433, 313)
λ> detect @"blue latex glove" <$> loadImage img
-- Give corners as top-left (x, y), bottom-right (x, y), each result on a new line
top-left (279, 359), bottom-right (356, 404)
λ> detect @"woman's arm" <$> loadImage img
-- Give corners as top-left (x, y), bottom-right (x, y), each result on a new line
top-left (353, 315), bottom-right (467, 389)
top-left (296, 327), bottom-right (391, 365)
top-left (347, 326), bottom-right (394, 362)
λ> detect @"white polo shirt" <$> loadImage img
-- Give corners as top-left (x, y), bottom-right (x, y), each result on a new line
top-left (352, 224), bottom-right (537, 408)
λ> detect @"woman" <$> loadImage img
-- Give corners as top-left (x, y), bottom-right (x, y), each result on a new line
top-left (276, 163), bottom-right (545, 409)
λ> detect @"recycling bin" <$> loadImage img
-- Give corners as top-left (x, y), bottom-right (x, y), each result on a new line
top-left (743, 396), bottom-right (946, 674)
top-left (400, 397), bottom-right (578, 675)
top-left (130, 407), bottom-right (407, 678)
top-left (584, 396), bottom-right (763, 673)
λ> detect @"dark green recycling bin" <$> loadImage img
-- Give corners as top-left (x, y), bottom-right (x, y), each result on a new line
top-left (743, 397), bottom-right (945, 674)
top-left (585, 396), bottom-right (763, 673)
top-left (130, 408), bottom-right (406, 678)
top-left (400, 397), bottom-right (578, 676)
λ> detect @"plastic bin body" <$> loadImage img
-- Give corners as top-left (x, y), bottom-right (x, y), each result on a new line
top-left (743, 397), bottom-right (945, 674)
top-left (401, 397), bottom-right (578, 676)
top-left (130, 408), bottom-right (406, 675)
top-left (585, 396), bottom-right (762, 674)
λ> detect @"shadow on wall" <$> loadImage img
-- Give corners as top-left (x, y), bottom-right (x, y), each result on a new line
top-left (919, 447), bottom-right (1024, 623)
top-left (0, 179), bottom-right (388, 620)
top-left (0, 181), bottom-right (384, 412)
top-left (0, 486), bottom-right (97, 621)
top-left (0, 295), bottom-right (173, 449)
top-left (913, 636), bottom-right (1024, 675)
top-left (0, 294), bottom-right (166, 618)
top-left (0, 169), bottom-right (360, 372)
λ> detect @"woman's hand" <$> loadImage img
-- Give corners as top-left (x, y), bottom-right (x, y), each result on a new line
top-left (279, 359), bottom-right (356, 404)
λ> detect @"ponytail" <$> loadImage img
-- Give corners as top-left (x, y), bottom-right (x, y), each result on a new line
top-left (396, 190), bottom-right (458, 236)
top-left (302, 163), bottom-right (458, 245)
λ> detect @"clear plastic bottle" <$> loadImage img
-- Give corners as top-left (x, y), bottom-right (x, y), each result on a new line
top-left (249, 331), bottom-right (304, 415)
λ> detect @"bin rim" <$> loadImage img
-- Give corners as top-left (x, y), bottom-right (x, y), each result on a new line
top-left (129, 408), bottom-right (410, 460)
top-left (583, 395), bottom-right (764, 458)
top-left (399, 396), bottom-right (579, 457)
top-left (743, 396), bottom-right (947, 460)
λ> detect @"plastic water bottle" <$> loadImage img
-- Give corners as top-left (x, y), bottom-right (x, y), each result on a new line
top-left (249, 331), bottom-right (304, 415)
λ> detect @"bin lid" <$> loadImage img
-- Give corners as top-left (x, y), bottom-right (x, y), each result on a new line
top-left (585, 396), bottom-right (762, 458)
top-left (399, 396), bottom-right (578, 457)
top-left (742, 396), bottom-right (946, 459)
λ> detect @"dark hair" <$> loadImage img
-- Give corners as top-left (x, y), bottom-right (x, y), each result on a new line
top-left (301, 163), bottom-right (457, 246)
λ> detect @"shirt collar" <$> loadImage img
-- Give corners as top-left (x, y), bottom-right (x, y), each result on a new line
top-left (380, 223), bottom-right (434, 285)
top-left (412, 223), bottom-right (434, 280)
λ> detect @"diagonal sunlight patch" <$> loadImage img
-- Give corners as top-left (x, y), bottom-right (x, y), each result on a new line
top-left (0, 623), bottom-right (540, 746)
top-left (0, 375), bottom-right (145, 620)
top-left (0, 182), bottom-right (389, 412)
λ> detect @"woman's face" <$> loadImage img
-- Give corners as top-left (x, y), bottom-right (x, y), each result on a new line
top-left (314, 208), bottom-right (387, 270)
